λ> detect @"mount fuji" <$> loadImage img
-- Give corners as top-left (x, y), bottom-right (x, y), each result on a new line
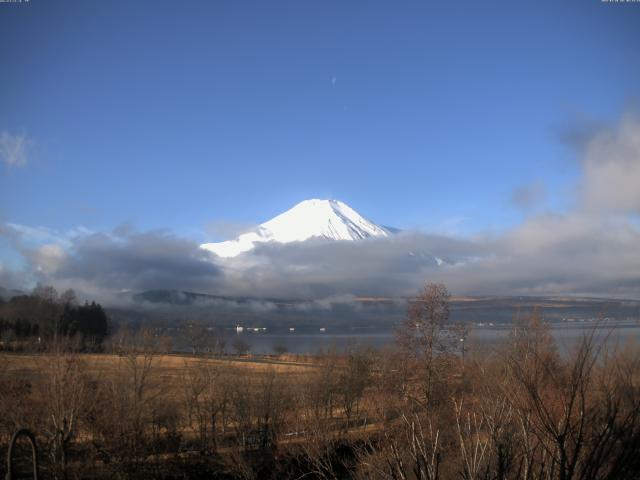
top-left (201, 199), bottom-right (391, 258)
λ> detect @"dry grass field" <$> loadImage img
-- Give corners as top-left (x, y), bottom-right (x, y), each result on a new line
top-left (1, 308), bottom-right (639, 479)
top-left (0, 352), bottom-right (319, 419)
top-left (0, 352), bottom-right (317, 376)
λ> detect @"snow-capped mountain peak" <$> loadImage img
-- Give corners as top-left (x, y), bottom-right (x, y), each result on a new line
top-left (201, 199), bottom-right (389, 258)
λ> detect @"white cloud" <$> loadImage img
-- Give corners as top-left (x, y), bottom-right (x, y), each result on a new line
top-left (581, 115), bottom-right (640, 214)
top-left (1, 113), bottom-right (640, 301)
top-left (5, 223), bottom-right (71, 247)
top-left (0, 131), bottom-right (31, 168)
top-left (32, 244), bottom-right (67, 274)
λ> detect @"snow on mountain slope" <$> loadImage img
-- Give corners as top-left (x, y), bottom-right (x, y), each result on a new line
top-left (201, 199), bottom-right (390, 258)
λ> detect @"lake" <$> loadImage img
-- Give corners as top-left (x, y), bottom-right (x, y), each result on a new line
top-left (206, 323), bottom-right (640, 355)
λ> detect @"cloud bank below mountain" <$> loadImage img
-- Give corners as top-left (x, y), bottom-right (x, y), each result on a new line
top-left (2, 114), bottom-right (640, 303)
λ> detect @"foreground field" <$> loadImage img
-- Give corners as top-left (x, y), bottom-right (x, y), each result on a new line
top-left (0, 352), bottom-right (317, 380)
top-left (1, 313), bottom-right (640, 479)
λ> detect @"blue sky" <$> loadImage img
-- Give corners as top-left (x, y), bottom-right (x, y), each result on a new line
top-left (1, 1), bottom-right (640, 295)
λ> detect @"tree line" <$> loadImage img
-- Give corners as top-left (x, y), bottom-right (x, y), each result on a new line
top-left (0, 284), bottom-right (109, 350)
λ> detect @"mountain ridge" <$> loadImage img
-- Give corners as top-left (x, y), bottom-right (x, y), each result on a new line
top-left (201, 199), bottom-right (390, 258)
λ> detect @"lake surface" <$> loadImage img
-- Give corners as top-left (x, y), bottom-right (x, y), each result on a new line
top-left (209, 323), bottom-right (640, 355)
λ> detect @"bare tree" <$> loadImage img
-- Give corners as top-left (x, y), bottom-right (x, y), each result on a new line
top-left (369, 346), bottom-right (406, 425)
top-left (59, 289), bottom-right (77, 307)
top-left (42, 339), bottom-right (92, 479)
top-left (254, 367), bottom-right (289, 448)
top-left (338, 345), bottom-right (373, 430)
top-left (184, 323), bottom-right (207, 355)
top-left (87, 328), bottom-right (161, 475)
top-left (453, 399), bottom-right (490, 480)
top-left (502, 325), bottom-right (640, 480)
top-left (183, 358), bottom-right (232, 452)
top-left (452, 323), bottom-right (471, 373)
top-left (233, 337), bottom-right (251, 356)
top-left (396, 283), bottom-right (453, 406)
top-left (508, 307), bottom-right (558, 369)
top-left (357, 413), bottom-right (441, 480)
top-left (273, 343), bottom-right (287, 356)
